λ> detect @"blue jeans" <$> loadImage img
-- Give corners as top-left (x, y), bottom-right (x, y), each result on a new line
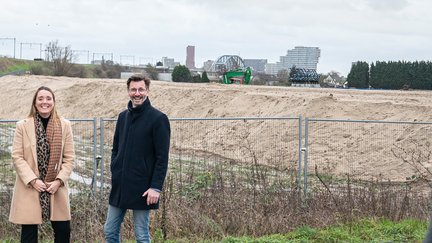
top-left (104, 205), bottom-right (151, 243)
top-left (425, 218), bottom-right (432, 243)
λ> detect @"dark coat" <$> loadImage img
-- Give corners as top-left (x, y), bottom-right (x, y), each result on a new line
top-left (109, 98), bottom-right (170, 210)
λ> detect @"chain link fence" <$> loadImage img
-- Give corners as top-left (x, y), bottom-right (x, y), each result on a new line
top-left (1, 116), bottom-right (431, 241)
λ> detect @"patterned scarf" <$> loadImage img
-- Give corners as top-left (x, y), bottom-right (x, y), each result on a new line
top-left (35, 113), bottom-right (62, 221)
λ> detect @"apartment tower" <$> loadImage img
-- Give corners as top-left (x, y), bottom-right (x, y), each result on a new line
top-left (186, 45), bottom-right (195, 69)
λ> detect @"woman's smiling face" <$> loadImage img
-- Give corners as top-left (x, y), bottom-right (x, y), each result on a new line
top-left (35, 90), bottom-right (54, 118)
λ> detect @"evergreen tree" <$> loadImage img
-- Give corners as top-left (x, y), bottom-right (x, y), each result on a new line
top-left (202, 71), bottom-right (210, 82)
top-left (367, 60), bottom-right (432, 90)
top-left (172, 65), bottom-right (192, 82)
top-left (346, 61), bottom-right (369, 88)
top-left (369, 62), bottom-right (376, 88)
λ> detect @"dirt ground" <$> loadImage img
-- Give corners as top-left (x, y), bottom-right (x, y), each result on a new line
top-left (1, 75), bottom-right (432, 121)
top-left (1, 75), bottom-right (432, 182)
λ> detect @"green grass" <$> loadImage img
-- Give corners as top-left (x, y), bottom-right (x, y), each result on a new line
top-left (164, 218), bottom-right (428, 243)
top-left (219, 218), bottom-right (427, 243)
top-left (0, 218), bottom-right (428, 242)
top-left (4, 63), bottom-right (30, 72)
top-left (0, 58), bottom-right (32, 75)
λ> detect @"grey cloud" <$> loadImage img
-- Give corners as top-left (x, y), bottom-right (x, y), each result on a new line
top-left (365, 0), bottom-right (409, 11)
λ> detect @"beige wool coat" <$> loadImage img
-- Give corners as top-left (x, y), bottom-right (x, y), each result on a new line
top-left (9, 117), bottom-right (75, 224)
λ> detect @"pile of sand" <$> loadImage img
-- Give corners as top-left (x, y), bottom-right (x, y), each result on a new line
top-left (1, 75), bottom-right (431, 121)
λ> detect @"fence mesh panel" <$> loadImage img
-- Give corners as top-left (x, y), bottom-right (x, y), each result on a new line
top-left (0, 120), bottom-right (16, 222)
top-left (306, 119), bottom-right (432, 194)
top-left (100, 118), bottom-right (301, 194)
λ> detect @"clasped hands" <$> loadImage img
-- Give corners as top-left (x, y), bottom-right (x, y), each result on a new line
top-left (31, 179), bottom-right (61, 194)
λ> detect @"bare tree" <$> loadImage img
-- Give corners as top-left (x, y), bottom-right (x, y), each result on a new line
top-left (45, 40), bottom-right (74, 76)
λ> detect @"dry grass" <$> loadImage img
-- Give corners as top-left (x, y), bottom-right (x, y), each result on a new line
top-left (0, 164), bottom-right (429, 242)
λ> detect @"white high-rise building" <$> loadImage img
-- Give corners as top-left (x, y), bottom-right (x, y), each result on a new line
top-left (282, 46), bottom-right (320, 70)
top-left (264, 63), bottom-right (282, 75)
top-left (265, 46), bottom-right (321, 75)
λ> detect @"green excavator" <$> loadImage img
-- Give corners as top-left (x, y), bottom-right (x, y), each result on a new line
top-left (222, 67), bottom-right (252, 84)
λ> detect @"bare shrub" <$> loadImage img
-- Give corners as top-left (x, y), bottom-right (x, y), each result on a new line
top-left (391, 140), bottom-right (432, 188)
top-left (1, 131), bottom-right (431, 241)
top-left (45, 40), bottom-right (74, 76)
top-left (1, 160), bottom-right (429, 241)
top-left (30, 62), bottom-right (50, 76)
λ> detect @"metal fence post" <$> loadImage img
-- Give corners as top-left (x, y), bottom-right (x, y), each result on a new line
top-left (297, 115), bottom-right (302, 189)
top-left (100, 117), bottom-right (105, 199)
top-left (303, 117), bottom-right (309, 196)
top-left (92, 118), bottom-right (98, 193)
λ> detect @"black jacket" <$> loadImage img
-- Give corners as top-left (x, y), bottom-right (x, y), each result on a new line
top-left (109, 98), bottom-right (170, 209)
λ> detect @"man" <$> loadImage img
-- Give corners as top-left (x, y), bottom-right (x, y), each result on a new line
top-left (104, 74), bottom-right (171, 243)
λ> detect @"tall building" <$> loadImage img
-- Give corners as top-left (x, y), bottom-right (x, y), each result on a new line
top-left (186, 45), bottom-right (195, 69)
top-left (161, 57), bottom-right (179, 68)
top-left (203, 60), bottom-right (214, 71)
top-left (265, 63), bottom-right (283, 75)
top-left (282, 46), bottom-right (320, 70)
top-left (265, 46), bottom-right (320, 75)
top-left (244, 59), bottom-right (267, 73)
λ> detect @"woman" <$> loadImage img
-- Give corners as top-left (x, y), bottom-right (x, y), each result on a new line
top-left (9, 86), bottom-right (75, 243)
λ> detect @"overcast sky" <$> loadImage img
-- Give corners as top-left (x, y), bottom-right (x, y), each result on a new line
top-left (1, 0), bottom-right (430, 76)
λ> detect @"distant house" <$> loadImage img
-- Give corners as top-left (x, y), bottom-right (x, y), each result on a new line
top-left (323, 75), bottom-right (336, 87)
top-left (322, 73), bottom-right (346, 88)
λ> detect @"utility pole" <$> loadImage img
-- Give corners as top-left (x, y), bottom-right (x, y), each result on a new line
top-left (0, 37), bottom-right (16, 58)
top-left (92, 52), bottom-right (113, 64)
top-left (120, 55), bottom-right (135, 66)
top-left (139, 57), bottom-right (153, 66)
top-left (19, 42), bottom-right (42, 60)
top-left (72, 49), bottom-right (90, 64)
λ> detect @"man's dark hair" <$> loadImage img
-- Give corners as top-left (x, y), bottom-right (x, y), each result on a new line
top-left (127, 74), bottom-right (151, 89)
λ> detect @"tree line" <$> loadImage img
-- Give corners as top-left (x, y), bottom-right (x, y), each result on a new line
top-left (347, 60), bottom-right (432, 90)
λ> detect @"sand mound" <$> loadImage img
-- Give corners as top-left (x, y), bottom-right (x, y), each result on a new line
top-left (1, 75), bottom-right (431, 121)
